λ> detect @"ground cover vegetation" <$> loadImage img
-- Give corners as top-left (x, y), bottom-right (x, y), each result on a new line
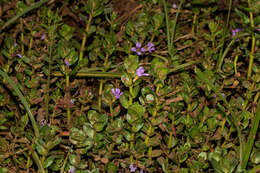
top-left (0, 0), bottom-right (260, 172)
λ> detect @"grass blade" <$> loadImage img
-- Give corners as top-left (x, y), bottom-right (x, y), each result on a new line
top-left (0, 69), bottom-right (39, 137)
top-left (0, 0), bottom-right (48, 32)
top-left (241, 92), bottom-right (260, 169)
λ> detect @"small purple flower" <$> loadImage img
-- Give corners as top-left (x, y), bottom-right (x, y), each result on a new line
top-left (41, 34), bottom-right (45, 41)
top-left (16, 54), bottom-right (22, 58)
top-left (14, 42), bottom-right (18, 47)
top-left (231, 28), bottom-right (242, 37)
top-left (65, 59), bottom-right (70, 67)
top-left (172, 3), bottom-right (177, 9)
top-left (136, 67), bottom-right (149, 77)
top-left (111, 88), bottom-right (123, 99)
top-left (140, 169), bottom-right (144, 173)
top-left (147, 42), bottom-right (155, 53)
top-left (40, 119), bottom-right (47, 127)
top-left (131, 42), bottom-right (146, 56)
top-left (129, 164), bottom-right (137, 172)
top-left (70, 99), bottom-right (74, 105)
top-left (68, 166), bottom-right (76, 173)
top-left (136, 42), bottom-right (141, 48)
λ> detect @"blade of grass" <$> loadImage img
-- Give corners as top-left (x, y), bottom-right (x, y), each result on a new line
top-left (0, 69), bottom-right (44, 172)
top-left (0, 0), bottom-right (48, 32)
top-left (163, 0), bottom-right (171, 56)
top-left (170, 0), bottom-right (184, 51)
top-left (163, 0), bottom-right (183, 56)
top-left (0, 69), bottom-right (39, 137)
top-left (241, 91), bottom-right (260, 169)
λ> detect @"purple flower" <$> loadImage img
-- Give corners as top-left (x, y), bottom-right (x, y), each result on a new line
top-left (16, 54), bottom-right (22, 58)
top-left (172, 3), bottom-right (177, 9)
top-left (131, 42), bottom-right (146, 56)
top-left (140, 169), bottom-right (144, 173)
top-left (70, 99), bottom-right (74, 105)
top-left (14, 42), bottom-right (17, 47)
top-left (136, 67), bottom-right (149, 77)
top-left (40, 119), bottom-right (47, 127)
top-left (65, 59), bottom-right (70, 67)
top-left (68, 166), bottom-right (76, 173)
top-left (147, 42), bottom-right (155, 53)
top-left (136, 42), bottom-right (141, 48)
top-left (41, 34), bottom-right (45, 41)
top-left (231, 28), bottom-right (242, 37)
top-left (111, 88), bottom-right (123, 99)
top-left (129, 164), bottom-right (137, 172)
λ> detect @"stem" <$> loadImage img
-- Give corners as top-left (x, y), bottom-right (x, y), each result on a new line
top-left (45, 37), bottom-right (53, 122)
top-left (146, 85), bottom-right (160, 160)
top-left (79, 9), bottom-right (93, 62)
top-left (110, 102), bottom-right (113, 122)
top-left (234, 55), bottom-right (239, 75)
top-left (129, 85), bottom-right (133, 105)
top-left (166, 114), bottom-right (175, 168)
top-left (247, 0), bottom-right (255, 79)
top-left (191, 13), bottom-right (197, 34)
top-left (129, 84), bottom-right (134, 163)
top-left (66, 74), bottom-right (71, 127)
top-left (32, 151), bottom-right (45, 173)
top-left (247, 36), bottom-right (255, 79)
top-left (98, 79), bottom-right (104, 112)
top-left (243, 73), bottom-right (259, 110)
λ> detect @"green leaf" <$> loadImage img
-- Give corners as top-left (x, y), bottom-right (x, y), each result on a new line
top-left (131, 119), bottom-right (144, 132)
top-left (119, 92), bottom-right (130, 109)
top-left (46, 137), bottom-right (61, 150)
top-left (152, 13), bottom-right (164, 28)
top-left (107, 162), bottom-right (118, 173)
top-left (43, 155), bottom-right (56, 168)
top-left (124, 55), bottom-right (139, 75)
top-left (126, 102), bottom-right (145, 124)
top-left (121, 74), bottom-right (132, 87)
top-left (132, 85), bottom-right (140, 98)
top-left (59, 24), bottom-right (75, 41)
top-left (251, 151), bottom-right (260, 164)
top-left (35, 138), bottom-right (48, 156)
top-left (234, 8), bottom-right (250, 24)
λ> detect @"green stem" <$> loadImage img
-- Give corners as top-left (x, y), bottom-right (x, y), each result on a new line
top-left (146, 85), bottom-right (160, 160)
top-left (110, 102), bottom-right (113, 122)
top-left (246, 0), bottom-right (255, 79)
top-left (234, 55), bottom-right (239, 75)
top-left (66, 74), bottom-right (71, 127)
top-left (243, 73), bottom-right (259, 110)
top-left (79, 6), bottom-right (93, 62)
top-left (98, 80), bottom-right (104, 112)
top-left (129, 85), bottom-right (133, 105)
top-left (32, 151), bottom-right (45, 173)
top-left (166, 114), bottom-right (175, 168)
top-left (129, 84), bottom-right (134, 163)
top-left (191, 13), bottom-right (197, 34)
top-left (247, 36), bottom-right (255, 79)
top-left (45, 38), bottom-right (53, 122)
